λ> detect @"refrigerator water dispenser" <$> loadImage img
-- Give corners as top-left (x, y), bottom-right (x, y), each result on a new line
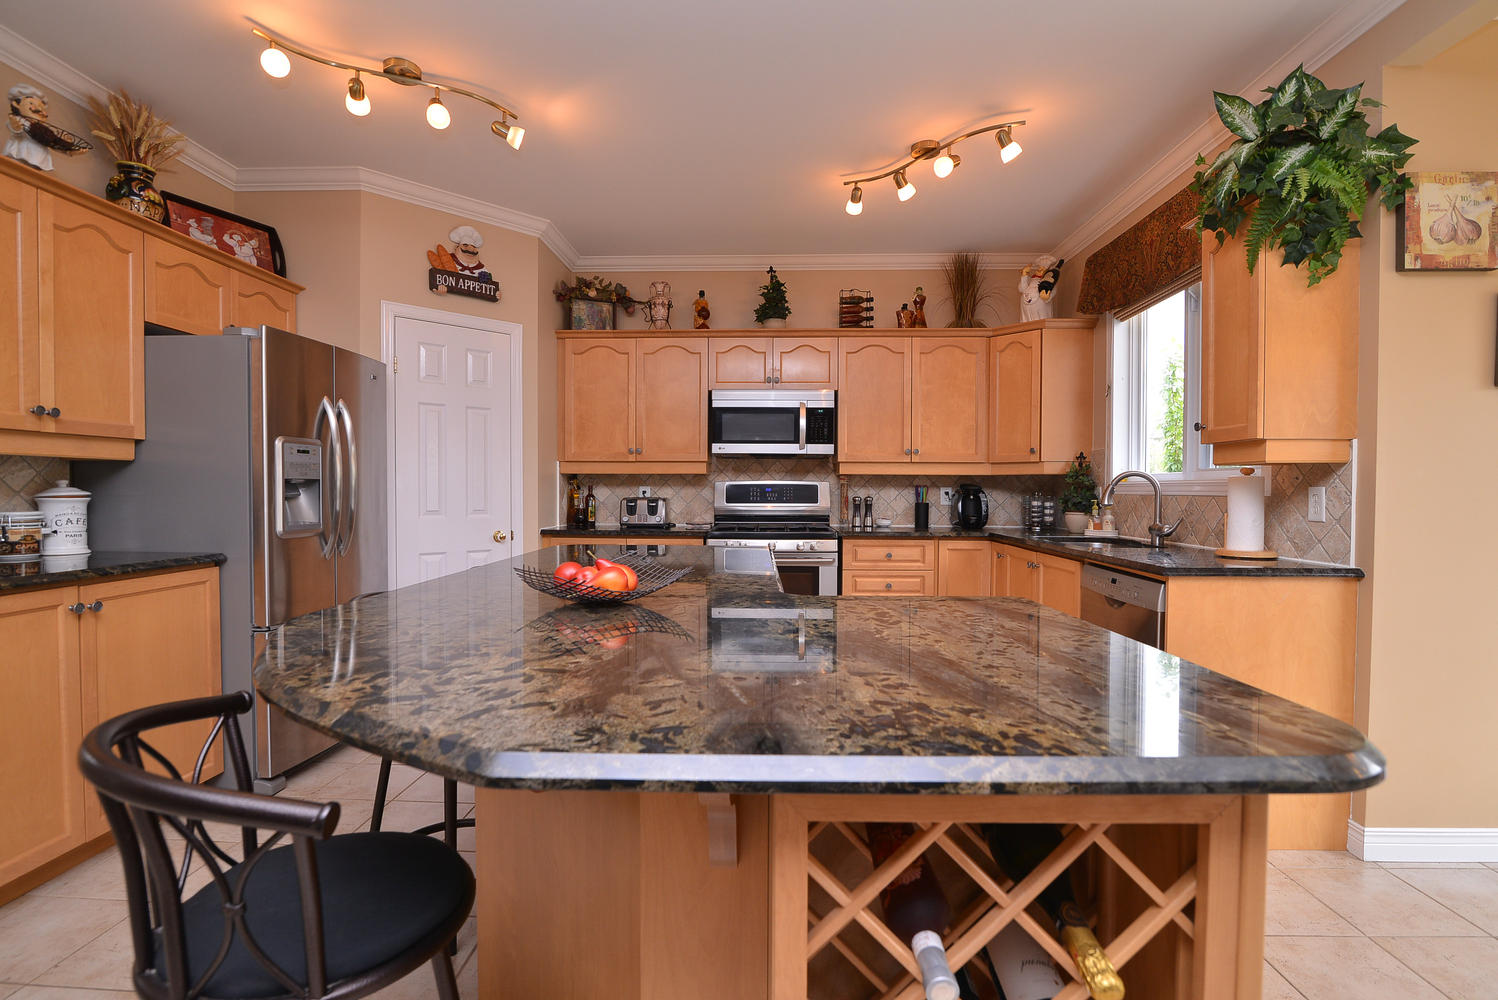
top-left (275, 437), bottom-right (324, 538)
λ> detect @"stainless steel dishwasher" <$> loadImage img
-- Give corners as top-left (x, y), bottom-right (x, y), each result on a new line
top-left (1080, 564), bottom-right (1166, 649)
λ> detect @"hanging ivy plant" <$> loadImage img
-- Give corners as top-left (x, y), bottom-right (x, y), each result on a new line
top-left (1193, 65), bottom-right (1417, 286)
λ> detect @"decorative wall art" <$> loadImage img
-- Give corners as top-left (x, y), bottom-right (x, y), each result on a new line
top-left (5, 83), bottom-right (90, 171)
top-left (1397, 170), bottom-right (1498, 271)
top-left (161, 192), bottom-right (286, 275)
top-left (426, 224), bottom-right (500, 301)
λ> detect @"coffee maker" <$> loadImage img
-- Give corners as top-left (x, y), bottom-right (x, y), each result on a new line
top-left (954, 483), bottom-right (989, 529)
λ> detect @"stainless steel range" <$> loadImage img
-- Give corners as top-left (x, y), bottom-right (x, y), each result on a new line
top-left (705, 480), bottom-right (838, 595)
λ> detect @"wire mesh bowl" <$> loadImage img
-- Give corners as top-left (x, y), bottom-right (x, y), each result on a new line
top-left (513, 555), bottom-right (692, 604)
top-left (524, 604), bottom-right (694, 652)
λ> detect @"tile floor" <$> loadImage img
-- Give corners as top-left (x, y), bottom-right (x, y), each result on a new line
top-left (4, 746), bottom-right (1497, 999)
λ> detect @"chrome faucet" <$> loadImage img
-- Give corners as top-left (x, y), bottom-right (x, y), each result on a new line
top-left (1101, 470), bottom-right (1181, 548)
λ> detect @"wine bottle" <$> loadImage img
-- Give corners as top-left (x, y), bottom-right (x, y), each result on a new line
top-left (866, 823), bottom-right (959, 1000)
top-left (984, 921), bottom-right (1065, 1000)
top-left (585, 483), bottom-right (597, 528)
top-left (981, 825), bottom-right (1124, 1000)
top-left (567, 477), bottom-right (583, 527)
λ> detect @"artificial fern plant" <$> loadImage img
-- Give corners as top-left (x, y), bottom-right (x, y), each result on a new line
top-left (1193, 65), bottom-right (1417, 286)
top-left (754, 266), bottom-right (791, 323)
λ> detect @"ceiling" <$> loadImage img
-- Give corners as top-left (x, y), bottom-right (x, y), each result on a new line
top-left (3, 0), bottom-right (1395, 260)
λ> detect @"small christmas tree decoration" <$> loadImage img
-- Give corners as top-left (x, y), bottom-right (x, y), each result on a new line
top-left (754, 266), bottom-right (791, 326)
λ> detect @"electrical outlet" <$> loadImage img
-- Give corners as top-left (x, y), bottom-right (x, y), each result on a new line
top-left (939, 487), bottom-right (954, 506)
top-left (637, 486), bottom-right (652, 498)
top-left (1307, 486), bottom-right (1326, 522)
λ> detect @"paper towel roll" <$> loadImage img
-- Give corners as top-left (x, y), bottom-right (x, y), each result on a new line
top-left (1224, 469), bottom-right (1266, 552)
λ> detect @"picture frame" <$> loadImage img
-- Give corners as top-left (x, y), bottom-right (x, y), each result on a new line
top-left (160, 191), bottom-right (287, 276)
top-left (1395, 170), bottom-right (1498, 272)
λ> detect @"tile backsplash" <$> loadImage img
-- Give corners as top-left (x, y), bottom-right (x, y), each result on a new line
top-left (0, 455), bottom-right (70, 512)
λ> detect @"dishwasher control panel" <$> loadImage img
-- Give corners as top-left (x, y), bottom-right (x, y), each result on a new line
top-left (1081, 564), bottom-right (1167, 612)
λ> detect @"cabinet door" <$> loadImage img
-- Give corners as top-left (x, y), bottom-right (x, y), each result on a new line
top-left (38, 195), bottom-right (144, 440)
top-left (773, 338), bottom-right (838, 389)
top-left (838, 338), bottom-right (911, 463)
top-left (0, 587), bottom-right (85, 886)
top-left (1200, 233), bottom-right (1264, 445)
top-left (0, 174), bottom-right (41, 433)
top-left (80, 568), bottom-right (223, 839)
top-left (1035, 552), bottom-right (1082, 617)
top-left (913, 338), bottom-right (986, 463)
top-left (937, 539), bottom-right (991, 596)
top-left (145, 236), bottom-right (231, 336)
top-left (636, 338), bottom-right (708, 462)
top-left (560, 338), bottom-right (635, 462)
top-left (990, 544), bottom-right (1014, 597)
top-left (230, 270), bottom-right (297, 332)
top-left (1001, 545), bottom-right (1041, 602)
top-left (989, 332), bottom-right (1040, 462)
top-left (708, 338), bottom-right (772, 388)
top-left (841, 571), bottom-right (933, 596)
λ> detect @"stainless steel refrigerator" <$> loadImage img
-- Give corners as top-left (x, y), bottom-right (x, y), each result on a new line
top-left (76, 326), bottom-right (387, 790)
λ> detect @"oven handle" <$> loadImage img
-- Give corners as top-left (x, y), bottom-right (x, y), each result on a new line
top-left (798, 401), bottom-right (806, 451)
top-left (773, 555), bottom-right (839, 567)
top-left (797, 611), bottom-right (806, 661)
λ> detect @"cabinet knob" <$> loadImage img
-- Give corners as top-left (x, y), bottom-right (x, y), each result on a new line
top-left (884, 582), bottom-right (893, 590)
top-left (1029, 447), bottom-right (1036, 454)
top-left (30, 405), bottom-right (47, 416)
top-left (764, 375), bottom-right (771, 383)
top-left (68, 602), bottom-right (85, 614)
top-left (627, 447), bottom-right (636, 454)
top-left (995, 553), bottom-right (1004, 559)
top-left (1193, 421), bottom-right (1205, 431)
top-left (48, 407), bottom-right (59, 418)
top-left (885, 552), bottom-right (892, 559)
top-left (913, 448), bottom-right (919, 455)
top-left (87, 600), bottom-right (103, 612)
top-left (904, 448), bottom-right (912, 455)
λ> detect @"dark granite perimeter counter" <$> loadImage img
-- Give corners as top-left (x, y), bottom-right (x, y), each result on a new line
top-left (255, 545), bottom-right (1381, 796)
top-left (540, 524), bottom-right (710, 540)
top-left (0, 550), bottom-right (226, 593)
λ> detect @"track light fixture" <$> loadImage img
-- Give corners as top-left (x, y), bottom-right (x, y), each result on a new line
top-left (841, 119), bottom-right (1026, 215)
top-left (252, 26), bottom-right (522, 147)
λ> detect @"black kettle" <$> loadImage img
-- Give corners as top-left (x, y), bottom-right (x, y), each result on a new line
top-left (955, 483), bottom-right (989, 529)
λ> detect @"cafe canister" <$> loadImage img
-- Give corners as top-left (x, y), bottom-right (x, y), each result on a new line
top-left (33, 480), bottom-right (91, 555)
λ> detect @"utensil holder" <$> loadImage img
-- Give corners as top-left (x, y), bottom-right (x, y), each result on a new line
top-left (913, 502), bottom-right (929, 531)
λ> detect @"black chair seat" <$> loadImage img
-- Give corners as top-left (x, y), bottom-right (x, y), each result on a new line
top-left (176, 832), bottom-right (473, 999)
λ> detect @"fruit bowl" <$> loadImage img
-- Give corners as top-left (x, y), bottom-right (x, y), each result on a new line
top-left (525, 604), bottom-right (693, 652)
top-left (513, 554), bottom-right (691, 604)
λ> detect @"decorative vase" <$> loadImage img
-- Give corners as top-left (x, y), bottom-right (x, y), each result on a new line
top-left (104, 161), bottom-right (166, 223)
top-left (643, 281), bottom-right (672, 330)
top-left (1063, 511), bottom-right (1089, 533)
top-left (758, 317), bottom-right (787, 329)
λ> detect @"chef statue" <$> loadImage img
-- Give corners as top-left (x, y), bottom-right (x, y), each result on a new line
top-left (447, 225), bottom-right (492, 281)
top-left (5, 84), bottom-right (90, 172)
top-left (693, 289), bottom-right (710, 330)
top-left (1018, 254), bottom-right (1065, 321)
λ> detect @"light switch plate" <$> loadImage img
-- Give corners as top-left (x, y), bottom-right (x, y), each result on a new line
top-left (637, 486), bottom-right (652, 498)
top-left (1307, 486), bottom-right (1326, 522)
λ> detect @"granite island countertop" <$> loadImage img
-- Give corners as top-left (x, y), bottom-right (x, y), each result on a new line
top-left (255, 545), bottom-right (1381, 796)
top-left (0, 550), bottom-right (227, 593)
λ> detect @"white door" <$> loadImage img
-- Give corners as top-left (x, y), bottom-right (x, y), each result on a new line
top-left (392, 316), bottom-right (515, 586)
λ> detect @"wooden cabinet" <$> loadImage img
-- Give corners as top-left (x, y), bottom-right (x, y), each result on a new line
top-left (145, 236), bottom-right (230, 336)
top-left (913, 338), bottom-right (987, 464)
top-left (230, 269), bottom-right (298, 332)
top-left (837, 338), bottom-right (911, 463)
top-left (559, 337), bottom-right (708, 472)
top-left (990, 544), bottom-right (1016, 597)
top-left (1200, 232), bottom-right (1357, 464)
top-left (708, 337), bottom-right (836, 389)
top-left (0, 172), bottom-right (39, 435)
top-left (839, 337), bottom-right (988, 471)
top-left (0, 565), bottom-right (221, 895)
top-left (990, 543), bottom-right (1080, 615)
top-left (989, 322), bottom-right (1093, 473)
top-left (842, 571), bottom-right (933, 596)
top-left (842, 538), bottom-right (935, 596)
top-left (936, 539), bottom-right (990, 596)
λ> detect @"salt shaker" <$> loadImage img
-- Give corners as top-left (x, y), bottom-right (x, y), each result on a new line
top-left (851, 496), bottom-right (864, 531)
top-left (863, 496), bottom-right (874, 530)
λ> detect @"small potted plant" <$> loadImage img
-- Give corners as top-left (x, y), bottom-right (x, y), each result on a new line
top-left (554, 275), bottom-right (637, 330)
top-left (754, 266), bottom-right (790, 328)
top-left (1060, 452), bottom-right (1098, 533)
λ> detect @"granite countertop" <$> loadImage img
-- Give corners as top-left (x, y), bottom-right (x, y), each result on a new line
top-left (541, 524), bottom-right (710, 538)
top-left (0, 551), bottom-right (227, 592)
top-left (254, 545), bottom-right (1382, 796)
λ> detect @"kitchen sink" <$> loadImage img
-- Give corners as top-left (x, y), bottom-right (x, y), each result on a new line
top-left (1020, 535), bottom-right (1158, 549)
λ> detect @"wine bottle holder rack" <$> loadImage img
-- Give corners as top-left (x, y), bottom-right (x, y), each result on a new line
top-left (770, 794), bottom-right (1268, 1000)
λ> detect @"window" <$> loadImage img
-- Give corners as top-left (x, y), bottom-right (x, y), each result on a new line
top-left (1109, 284), bottom-right (1240, 492)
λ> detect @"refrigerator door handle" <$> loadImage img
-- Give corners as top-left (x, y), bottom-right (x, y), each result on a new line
top-left (335, 398), bottom-right (357, 555)
top-left (312, 395), bottom-right (344, 560)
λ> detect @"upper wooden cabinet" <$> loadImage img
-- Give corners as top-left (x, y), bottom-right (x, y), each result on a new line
top-left (231, 270), bottom-right (298, 332)
top-left (145, 236), bottom-right (231, 336)
top-left (914, 338), bottom-right (987, 464)
top-left (838, 338), bottom-right (911, 464)
top-left (559, 337), bottom-right (708, 472)
top-left (1200, 232), bottom-right (1357, 464)
top-left (0, 173), bottom-right (39, 437)
top-left (838, 336), bottom-right (988, 471)
top-left (989, 322), bottom-right (1094, 474)
top-left (708, 337), bottom-right (837, 389)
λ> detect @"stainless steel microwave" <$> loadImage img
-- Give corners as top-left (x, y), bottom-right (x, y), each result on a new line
top-left (709, 389), bottom-right (836, 456)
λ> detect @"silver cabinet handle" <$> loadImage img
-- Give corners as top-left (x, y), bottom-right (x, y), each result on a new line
top-left (312, 396), bottom-right (343, 560)
top-left (335, 398), bottom-right (357, 556)
top-left (68, 602), bottom-right (85, 614)
top-left (797, 611), bottom-right (806, 661)
top-left (86, 600), bottom-right (103, 612)
top-left (30, 405), bottom-right (59, 417)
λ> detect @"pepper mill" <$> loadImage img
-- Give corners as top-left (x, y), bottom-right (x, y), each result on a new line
top-left (863, 496), bottom-right (874, 530)
top-left (851, 497), bottom-right (864, 531)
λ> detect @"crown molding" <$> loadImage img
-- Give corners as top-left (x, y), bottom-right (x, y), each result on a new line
top-left (1052, 0), bottom-right (1405, 261)
top-left (569, 252), bottom-right (1043, 272)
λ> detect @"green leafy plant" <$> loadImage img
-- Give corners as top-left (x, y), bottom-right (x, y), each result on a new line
top-left (1156, 358), bottom-right (1184, 474)
top-left (1060, 452), bottom-right (1099, 513)
top-left (1193, 65), bottom-right (1417, 285)
top-left (754, 266), bottom-right (791, 323)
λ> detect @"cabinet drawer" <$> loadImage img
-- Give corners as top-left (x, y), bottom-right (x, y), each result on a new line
top-left (841, 570), bottom-right (934, 596)
top-left (842, 539), bottom-right (934, 570)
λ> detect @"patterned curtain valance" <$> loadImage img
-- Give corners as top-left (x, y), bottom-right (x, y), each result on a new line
top-left (1076, 186), bottom-right (1201, 318)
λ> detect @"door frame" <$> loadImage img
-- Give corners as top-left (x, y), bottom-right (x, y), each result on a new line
top-left (379, 300), bottom-right (526, 589)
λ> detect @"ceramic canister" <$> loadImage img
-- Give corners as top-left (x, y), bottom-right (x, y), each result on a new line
top-left (33, 479), bottom-right (91, 555)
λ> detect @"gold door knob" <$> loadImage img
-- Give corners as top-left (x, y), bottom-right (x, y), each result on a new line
top-left (493, 530), bottom-right (507, 543)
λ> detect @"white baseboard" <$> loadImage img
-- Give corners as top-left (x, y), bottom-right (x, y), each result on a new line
top-left (1349, 820), bottom-right (1498, 863)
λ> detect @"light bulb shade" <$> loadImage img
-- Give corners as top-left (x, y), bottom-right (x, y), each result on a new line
top-left (997, 127), bottom-right (1022, 163)
top-left (894, 169), bottom-right (915, 202)
top-left (260, 44), bottom-right (291, 79)
top-left (933, 152), bottom-right (958, 178)
top-left (426, 94), bottom-right (451, 130)
top-left (504, 123), bottom-right (524, 150)
top-left (345, 76), bottom-right (370, 116)
top-left (845, 185), bottom-right (863, 216)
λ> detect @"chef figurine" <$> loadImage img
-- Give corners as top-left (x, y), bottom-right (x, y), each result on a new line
top-left (693, 289), bottom-right (710, 330)
top-left (5, 84), bottom-right (89, 172)
top-left (1019, 255), bottom-right (1065, 321)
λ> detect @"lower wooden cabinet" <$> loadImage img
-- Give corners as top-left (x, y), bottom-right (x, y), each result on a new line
top-left (0, 566), bottom-right (221, 893)
top-left (936, 539), bottom-right (990, 596)
top-left (991, 543), bottom-right (1080, 616)
top-left (842, 539), bottom-right (935, 595)
top-left (842, 570), bottom-right (933, 596)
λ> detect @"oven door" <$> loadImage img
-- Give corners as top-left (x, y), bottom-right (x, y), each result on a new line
top-left (771, 553), bottom-right (839, 596)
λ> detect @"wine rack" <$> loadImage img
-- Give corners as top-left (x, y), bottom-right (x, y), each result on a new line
top-left (771, 794), bottom-right (1268, 1000)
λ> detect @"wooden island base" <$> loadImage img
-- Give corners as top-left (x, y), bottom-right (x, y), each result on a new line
top-left (476, 789), bottom-right (1268, 1000)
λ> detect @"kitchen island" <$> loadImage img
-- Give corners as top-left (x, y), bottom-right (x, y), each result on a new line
top-left (254, 545), bottom-right (1382, 1000)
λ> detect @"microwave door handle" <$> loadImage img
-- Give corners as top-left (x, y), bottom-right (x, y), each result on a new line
top-left (312, 396), bottom-right (343, 560)
top-left (799, 401), bottom-right (807, 451)
top-left (335, 398), bottom-right (357, 555)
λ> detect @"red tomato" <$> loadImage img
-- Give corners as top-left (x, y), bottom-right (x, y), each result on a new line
top-left (592, 566), bottom-right (631, 592)
top-left (553, 561), bottom-right (584, 584)
top-left (575, 565), bottom-right (600, 587)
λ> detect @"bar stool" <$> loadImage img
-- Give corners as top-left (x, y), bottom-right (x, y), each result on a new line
top-left (370, 757), bottom-right (476, 850)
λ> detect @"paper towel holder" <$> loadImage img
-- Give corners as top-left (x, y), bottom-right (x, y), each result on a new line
top-left (1215, 467), bottom-right (1279, 560)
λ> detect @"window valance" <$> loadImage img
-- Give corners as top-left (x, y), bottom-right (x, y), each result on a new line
top-left (1076, 186), bottom-right (1201, 319)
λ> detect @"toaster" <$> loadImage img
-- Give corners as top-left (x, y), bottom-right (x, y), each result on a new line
top-left (620, 496), bottom-right (669, 527)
